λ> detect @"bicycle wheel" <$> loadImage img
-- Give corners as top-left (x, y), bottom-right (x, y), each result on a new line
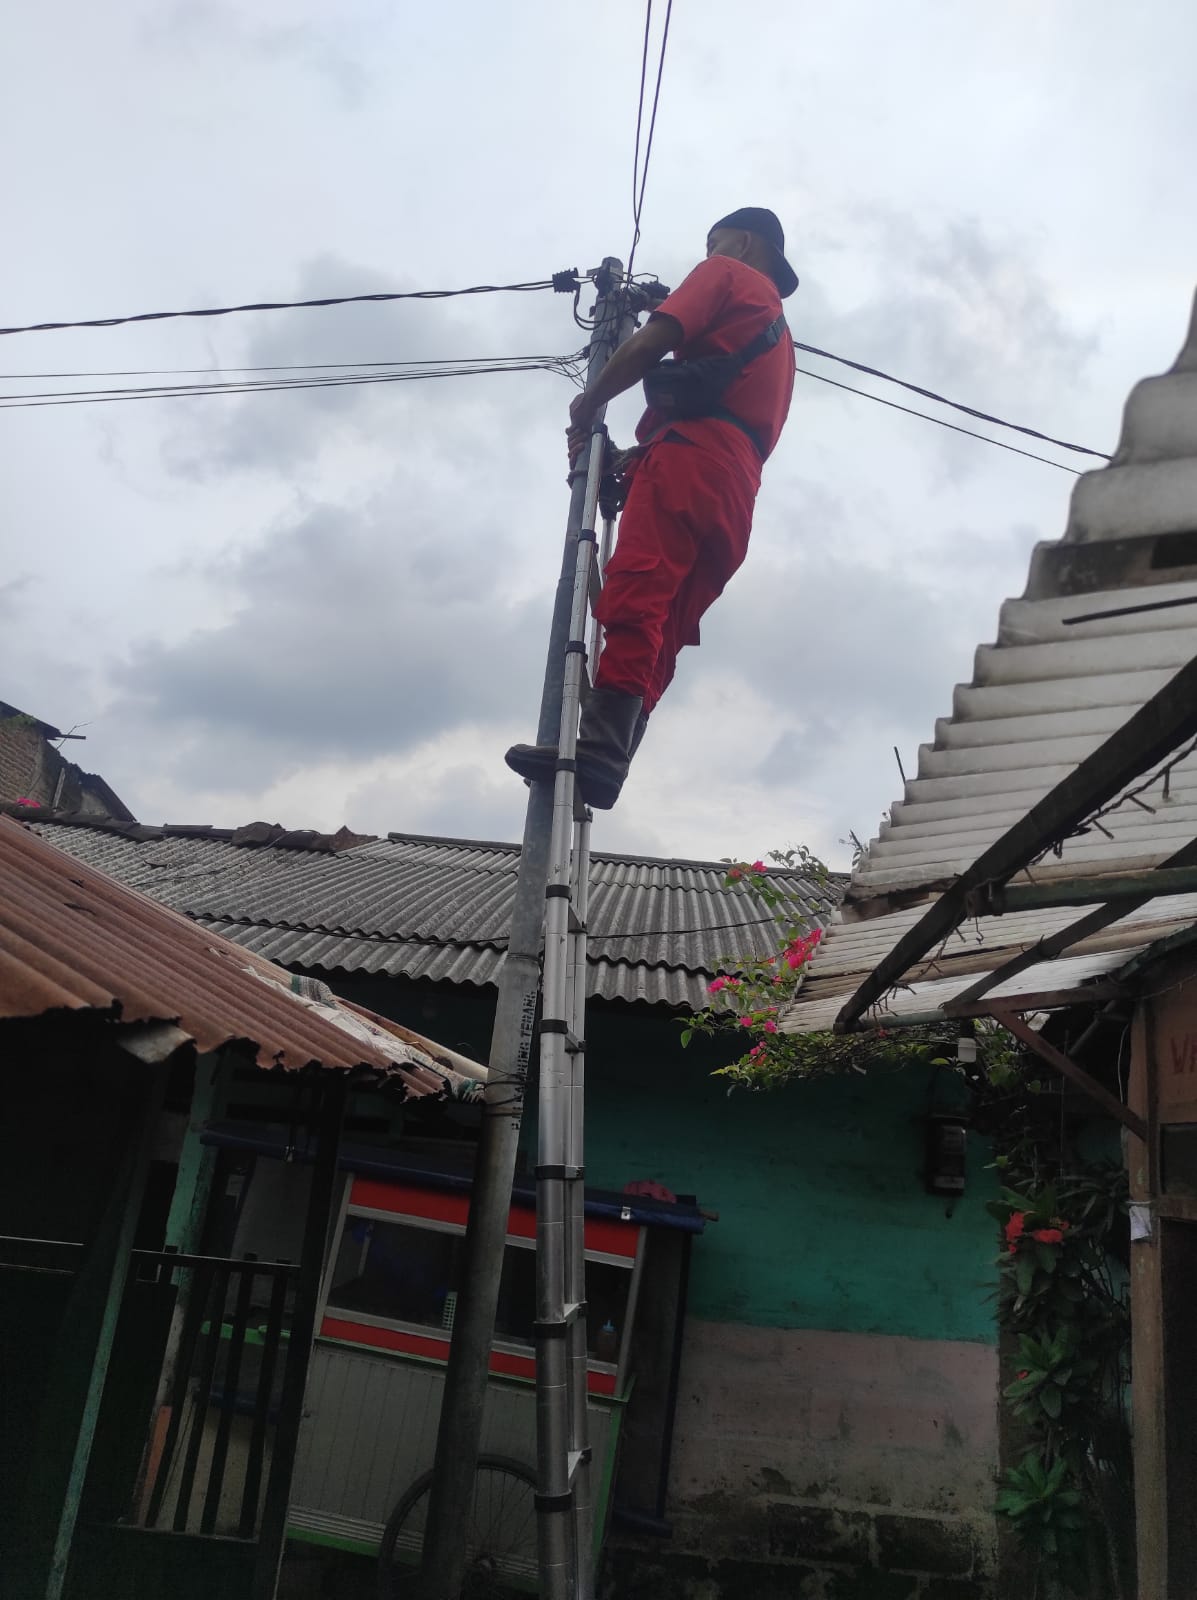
top-left (377, 1454), bottom-right (539, 1599)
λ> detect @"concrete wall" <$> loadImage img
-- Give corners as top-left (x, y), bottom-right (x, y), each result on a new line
top-left (604, 1321), bottom-right (997, 1597)
top-left (578, 1020), bottom-right (1000, 1596)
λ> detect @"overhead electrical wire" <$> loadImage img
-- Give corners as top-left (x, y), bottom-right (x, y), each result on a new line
top-left (794, 363), bottom-right (1084, 474)
top-left (0, 351), bottom-right (588, 411)
top-left (793, 337), bottom-right (1109, 460)
top-left (0, 356), bottom-right (581, 381)
top-left (626, 0), bottom-right (674, 282)
top-left (0, 276), bottom-right (575, 340)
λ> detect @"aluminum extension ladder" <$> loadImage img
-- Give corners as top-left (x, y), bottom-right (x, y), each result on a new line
top-left (533, 419), bottom-right (618, 1600)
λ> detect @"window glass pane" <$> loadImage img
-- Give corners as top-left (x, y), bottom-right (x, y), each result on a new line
top-left (328, 1216), bottom-right (465, 1331)
top-left (326, 1212), bottom-right (632, 1359)
top-left (585, 1258), bottom-right (633, 1364)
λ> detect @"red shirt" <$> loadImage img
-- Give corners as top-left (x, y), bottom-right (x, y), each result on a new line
top-left (636, 255), bottom-right (795, 478)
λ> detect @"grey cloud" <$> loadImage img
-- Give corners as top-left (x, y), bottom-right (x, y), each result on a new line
top-left (346, 762), bottom-right (527, 843)
top-left (161, 255), bottom-right (581, 478)
top-left (109, 484), bottom-right (550, 789)
top-left (143, 2), bottom-right (371, 104)
top-left (0, 575), bottom-right (33, 623)
top-left (756, 717), bottom-right (846, 786)
top-left (791, 212), bottom-right (1100, 470)
top-left (677, 539), bottom-right (989, 759)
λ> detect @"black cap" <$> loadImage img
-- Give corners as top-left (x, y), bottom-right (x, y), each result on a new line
top-left (710, 207), bottom-right (799, 299)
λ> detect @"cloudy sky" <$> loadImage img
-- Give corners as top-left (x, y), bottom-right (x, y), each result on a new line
top-left (3, 1), bottom-right (1195, 869)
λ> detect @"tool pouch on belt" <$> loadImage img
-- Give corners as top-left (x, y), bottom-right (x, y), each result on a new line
top-left (641, 313), bottom-right (787, 459)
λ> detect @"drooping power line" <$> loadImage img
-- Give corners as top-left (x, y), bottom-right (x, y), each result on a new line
top-left (795, 363), bottom-right (1084, 473)
top-left (0, 276), bottom-right (578, 340)
top-left (793, 337), bottom-right (1109, 460)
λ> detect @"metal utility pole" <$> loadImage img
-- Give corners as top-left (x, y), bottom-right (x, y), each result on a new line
top-left (418, 259), bottom-right (638, 1600)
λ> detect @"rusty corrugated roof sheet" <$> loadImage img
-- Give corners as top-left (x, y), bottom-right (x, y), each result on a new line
top-left (0, 815), bottom-right (474, 1096)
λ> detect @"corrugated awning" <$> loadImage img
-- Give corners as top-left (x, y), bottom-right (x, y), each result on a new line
top-left (0, 816), bottom-right (479, 1098)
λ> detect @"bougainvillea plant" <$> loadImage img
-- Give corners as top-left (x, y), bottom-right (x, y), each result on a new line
top-left (678, 851), bottom-right (834, 1085)
top-left (679, 850), bottom-right (978, 1088)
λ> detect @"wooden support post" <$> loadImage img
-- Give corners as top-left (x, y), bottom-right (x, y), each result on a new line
top-left (1129, 1006), bottom-right (1166, 1598)
top-left (17, 1057), bottom-right (167, 1600)
top-left (986, 1003), bottom-right (1147, 1140)
top-left (251, 1073), bottom-right (347, 1600)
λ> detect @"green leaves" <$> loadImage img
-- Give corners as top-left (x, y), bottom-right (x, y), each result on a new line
top-left (991, 1170), bottom-right (1131, 1593)
top-left (996, 1452), bottom-right (1087, 1575)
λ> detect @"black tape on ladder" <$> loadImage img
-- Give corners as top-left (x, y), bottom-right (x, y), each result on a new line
top-left (535, 1492), bottom-right (575, 1513)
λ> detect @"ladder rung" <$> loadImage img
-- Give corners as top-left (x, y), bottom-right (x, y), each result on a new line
top-left (534, 1302), bottom-right (586, 1337)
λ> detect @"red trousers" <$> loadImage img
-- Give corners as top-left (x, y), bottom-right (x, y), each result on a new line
top-left (593, 434), bottom-right (758, 714)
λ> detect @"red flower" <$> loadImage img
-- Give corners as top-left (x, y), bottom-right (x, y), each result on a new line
top-left (1031, 1227), bottom-right (1065, 1245)
top-left (727, 867), bottom-right (743, 882)
top-left (1004, 1213), bottom-right (1026, 1245)
top-left (1017, 1370), bottom-right (1030, 1380)
top-left (761, 1020), bottom-right (778, 1034)
top-left (750, 860), bottom-right (766, 873)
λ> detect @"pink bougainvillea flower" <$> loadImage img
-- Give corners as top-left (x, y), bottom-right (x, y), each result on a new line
top-left (1017, 1370), bottom-right (1030, 1381)
top-left (761, 1020), bottom-right (778, 1034)
top-left (708, 977), bottom-right (728, 994)
top-left (15, 797), bottom-right (37, 807)
top-left (1031, 1227), bottom-right (1065, 1245)
top-left (727, 867), bottom-right (743, 882)
top-left (738, 1016), bottom-right (754, 1028)
top-left (750, 860), bottom-right (766, 873)
top-left (748, 1044), bottom-right (765, 1059)
top-left (1005, 1213), bottom-right (1026, 1245)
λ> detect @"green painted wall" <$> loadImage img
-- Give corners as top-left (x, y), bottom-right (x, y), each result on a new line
top-left (577, 1016), bottom-right (999, 1346)
top-left (329, 978), bottom-right (999, 1347)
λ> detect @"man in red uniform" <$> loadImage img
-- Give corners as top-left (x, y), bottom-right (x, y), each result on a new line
top-left (506, 207), bottom-right (797, 808)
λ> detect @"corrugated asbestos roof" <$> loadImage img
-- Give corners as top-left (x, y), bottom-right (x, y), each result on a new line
top-left (0, 815), bottom-right (476, 1096)
top-left (786, 286), bottom-right (1197, 1033)
top-left (20, 825), bottom-right (834, 1011)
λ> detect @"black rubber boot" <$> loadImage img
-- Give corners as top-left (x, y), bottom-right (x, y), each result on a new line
top-left (575, 688), bottom-right (644, 809)
top-left (505, 689), bottom-right (645, 810)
